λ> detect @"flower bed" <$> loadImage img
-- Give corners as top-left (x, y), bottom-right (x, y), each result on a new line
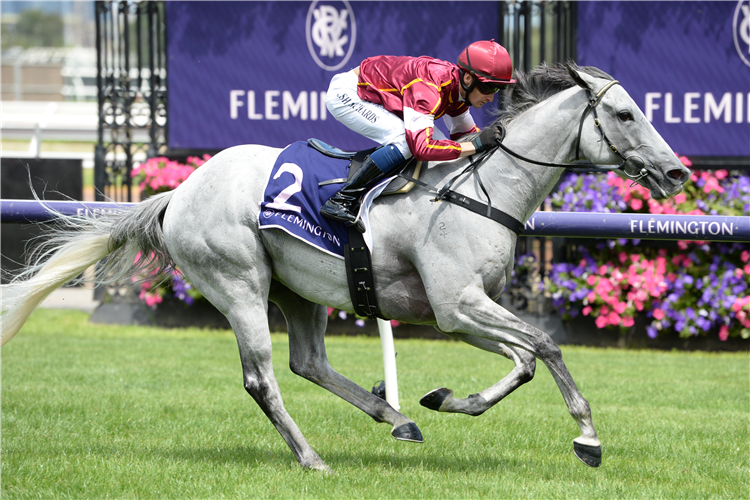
top-left (542, 157), bottom-right (750, 341)
top-left (130, 156), bottom-right (209, 308)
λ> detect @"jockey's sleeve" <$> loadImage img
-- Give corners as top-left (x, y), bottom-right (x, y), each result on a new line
top-left (444, 107), bottom-right (480, 140)
top-left (402, 82), bottom-right (464, 161)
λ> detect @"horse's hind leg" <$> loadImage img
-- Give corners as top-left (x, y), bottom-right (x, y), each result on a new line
top-left (166, 247), bottom-right (330, 471)
top-left (420, 333), bottom-right (536, 416)
top-left (226, 303), bottom-right (332, 472)
top-left (271, 283), bottom-right (423, 443)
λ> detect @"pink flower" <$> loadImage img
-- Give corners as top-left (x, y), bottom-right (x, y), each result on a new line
top-left (607, 312), bottom-right (621, 324)
top-left (653, 308), bottom-right (665, 320)
top-left (719, 325), bottom-right (729, 341)
top-left (595, 316), bottom-right (609, 329)
top-left (614, 302), bottom-right (627, 314)
top-left (741, 251), bottom-right (749, 263)
top-left (595, 282), bottom-right (612, 296)
top-left (675, 153), bottom-right (692, 167)
top-left (702, 177), bottom-right (724, 194)
top-left (586, 275), bottom-right (598, 286)
top-left (673, 193), bottom-right (687, 205)
top-left (621, 316), bottom-right (635, 327)
top-left (582, 306), bottom-right (593, 316)
top-left (327, 307), bottom-right (335, 316)
top-left (732, 297), bottom-right (750, 312)
top-left (390, 320), bottom-right (401, 327)
top-left (630, 198), bottom-right (643, 210)
top-left (139, 289), bottom-right (163, 308)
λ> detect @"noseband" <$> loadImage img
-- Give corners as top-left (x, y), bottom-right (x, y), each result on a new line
top-left (495, 80), bottom-right (649, 183)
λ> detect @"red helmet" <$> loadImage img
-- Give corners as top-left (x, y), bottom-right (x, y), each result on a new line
top-left (457, 40), bottom-right (516, 85)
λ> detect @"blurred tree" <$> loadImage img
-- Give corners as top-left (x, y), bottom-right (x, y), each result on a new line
top-left (2, 9), bottom-right (64, 49)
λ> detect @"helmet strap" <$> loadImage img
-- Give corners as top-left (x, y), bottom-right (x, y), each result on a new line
top-left (459, 70), bottom-right (477, 103)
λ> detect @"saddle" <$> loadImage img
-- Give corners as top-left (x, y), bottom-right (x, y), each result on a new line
top-left (308, 138), bottom-right (422, 196)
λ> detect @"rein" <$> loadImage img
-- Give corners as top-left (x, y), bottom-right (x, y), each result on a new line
top-left (496, 80), bottom-right (648, 184)
top-left (398, 148), bottom-right (525, 235)
top-left (399, 81), bottom-right (649, 235)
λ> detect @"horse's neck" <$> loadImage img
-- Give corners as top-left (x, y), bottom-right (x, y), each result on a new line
top-left (450, 89), bottom-right (584, 223)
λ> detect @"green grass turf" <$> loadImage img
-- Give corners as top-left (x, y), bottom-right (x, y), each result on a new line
top-left (2, 309), bottom-right (748, 499)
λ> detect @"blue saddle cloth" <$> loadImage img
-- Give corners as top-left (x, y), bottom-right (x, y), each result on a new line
top-left (259, 141), bottom-right (352, 259)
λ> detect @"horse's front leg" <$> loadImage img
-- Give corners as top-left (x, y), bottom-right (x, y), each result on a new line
top-left (420, 333), bottom-right (536, 416)
top-left (429, 284), bottom-right (601, 467)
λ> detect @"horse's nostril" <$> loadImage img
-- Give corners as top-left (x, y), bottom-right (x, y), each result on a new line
top-left (668, 169), bottom-right (685, 180)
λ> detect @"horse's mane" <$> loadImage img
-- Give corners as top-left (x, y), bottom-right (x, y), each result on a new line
top-left (493, 62), bottom-right (615, 127)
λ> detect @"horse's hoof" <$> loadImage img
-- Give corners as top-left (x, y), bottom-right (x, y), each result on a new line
top-left (420, 387), bottom-right (452, 411)
top-left (392, 422), bottom-right (423, 443)
top-left (311, 464), bottom-right (336, 475)
top-left (302, 458), bottom-right (335, 474)
top-left (573, 441), bottom-right (602, 467)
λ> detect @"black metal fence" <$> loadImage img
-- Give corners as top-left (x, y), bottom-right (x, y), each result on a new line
top-left (499, 1), bottom-right (577, 72)
top-left (94, 0), bottom-right (167, 203)
top-left (498, 1), bottom-right (578, 298)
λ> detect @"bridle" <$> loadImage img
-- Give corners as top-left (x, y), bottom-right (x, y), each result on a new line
top-left (398, 80), bottom-right (652, 236)
top-left (495, 80), bottom-right (649, 184)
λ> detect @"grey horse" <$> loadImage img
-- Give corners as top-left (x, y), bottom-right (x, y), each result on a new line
top-left (1, 64), bottom-right (691, 472)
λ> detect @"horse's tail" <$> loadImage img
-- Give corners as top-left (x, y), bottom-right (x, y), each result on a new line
top-left (0, 191), bottom-right (176, 346)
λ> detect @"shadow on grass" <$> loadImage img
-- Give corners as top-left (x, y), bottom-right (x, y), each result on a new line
top-left (153, 442), bottom-right (531, 473)
top-left (150, 444), bottom-right (293, 468)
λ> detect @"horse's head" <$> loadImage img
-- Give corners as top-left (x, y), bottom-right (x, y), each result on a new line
top-left (567, 66), bottom-right (691, 200)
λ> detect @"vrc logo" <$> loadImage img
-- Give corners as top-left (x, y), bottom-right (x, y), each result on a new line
top-left (735, 0), bottom-right (750, 67)
top-left (306, 1), bottom-right (356, 71)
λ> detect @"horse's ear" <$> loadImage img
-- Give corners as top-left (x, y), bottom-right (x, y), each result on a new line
top-left (566, 64), bottom-right (593, 91)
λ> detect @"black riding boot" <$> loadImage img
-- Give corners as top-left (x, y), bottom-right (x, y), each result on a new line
top-left (320, 155), bottom-right (385, 232)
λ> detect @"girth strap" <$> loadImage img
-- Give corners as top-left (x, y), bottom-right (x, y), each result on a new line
top-left (344, 228), bottom-right (382, 320)
top-left (439, 189), bottom-right (525, 235)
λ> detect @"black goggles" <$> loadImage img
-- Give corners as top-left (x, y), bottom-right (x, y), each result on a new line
top-left (475, 80), bottom-right (502, 95)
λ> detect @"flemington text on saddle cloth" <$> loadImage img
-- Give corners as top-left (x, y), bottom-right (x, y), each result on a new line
top-left (258, 141), bottom-right (390, 259)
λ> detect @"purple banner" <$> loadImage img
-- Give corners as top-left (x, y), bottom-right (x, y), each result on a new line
top-left (166, 1), bottom-right (500, 151)
top-left (577, 1), bottom-right (750, 158)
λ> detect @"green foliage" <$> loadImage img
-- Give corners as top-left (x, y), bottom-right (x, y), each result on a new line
top-left (2, 310), bottom-right (748, 499)
top-left (2, 9), bottom-right (64, 49)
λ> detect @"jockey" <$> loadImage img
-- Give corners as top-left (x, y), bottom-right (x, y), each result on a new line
top-left (321, 39), bottom-right (516, 231)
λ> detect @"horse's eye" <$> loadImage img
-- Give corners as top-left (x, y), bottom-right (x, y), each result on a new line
top-left (618, 110), bottom-right (634, 122)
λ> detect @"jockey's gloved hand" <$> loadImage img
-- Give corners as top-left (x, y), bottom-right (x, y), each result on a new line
top-left (471, 124), bottom-right (505, 154)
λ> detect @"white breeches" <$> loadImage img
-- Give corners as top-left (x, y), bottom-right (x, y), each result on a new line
top-left (326, 70), bottom-right (447, 159)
